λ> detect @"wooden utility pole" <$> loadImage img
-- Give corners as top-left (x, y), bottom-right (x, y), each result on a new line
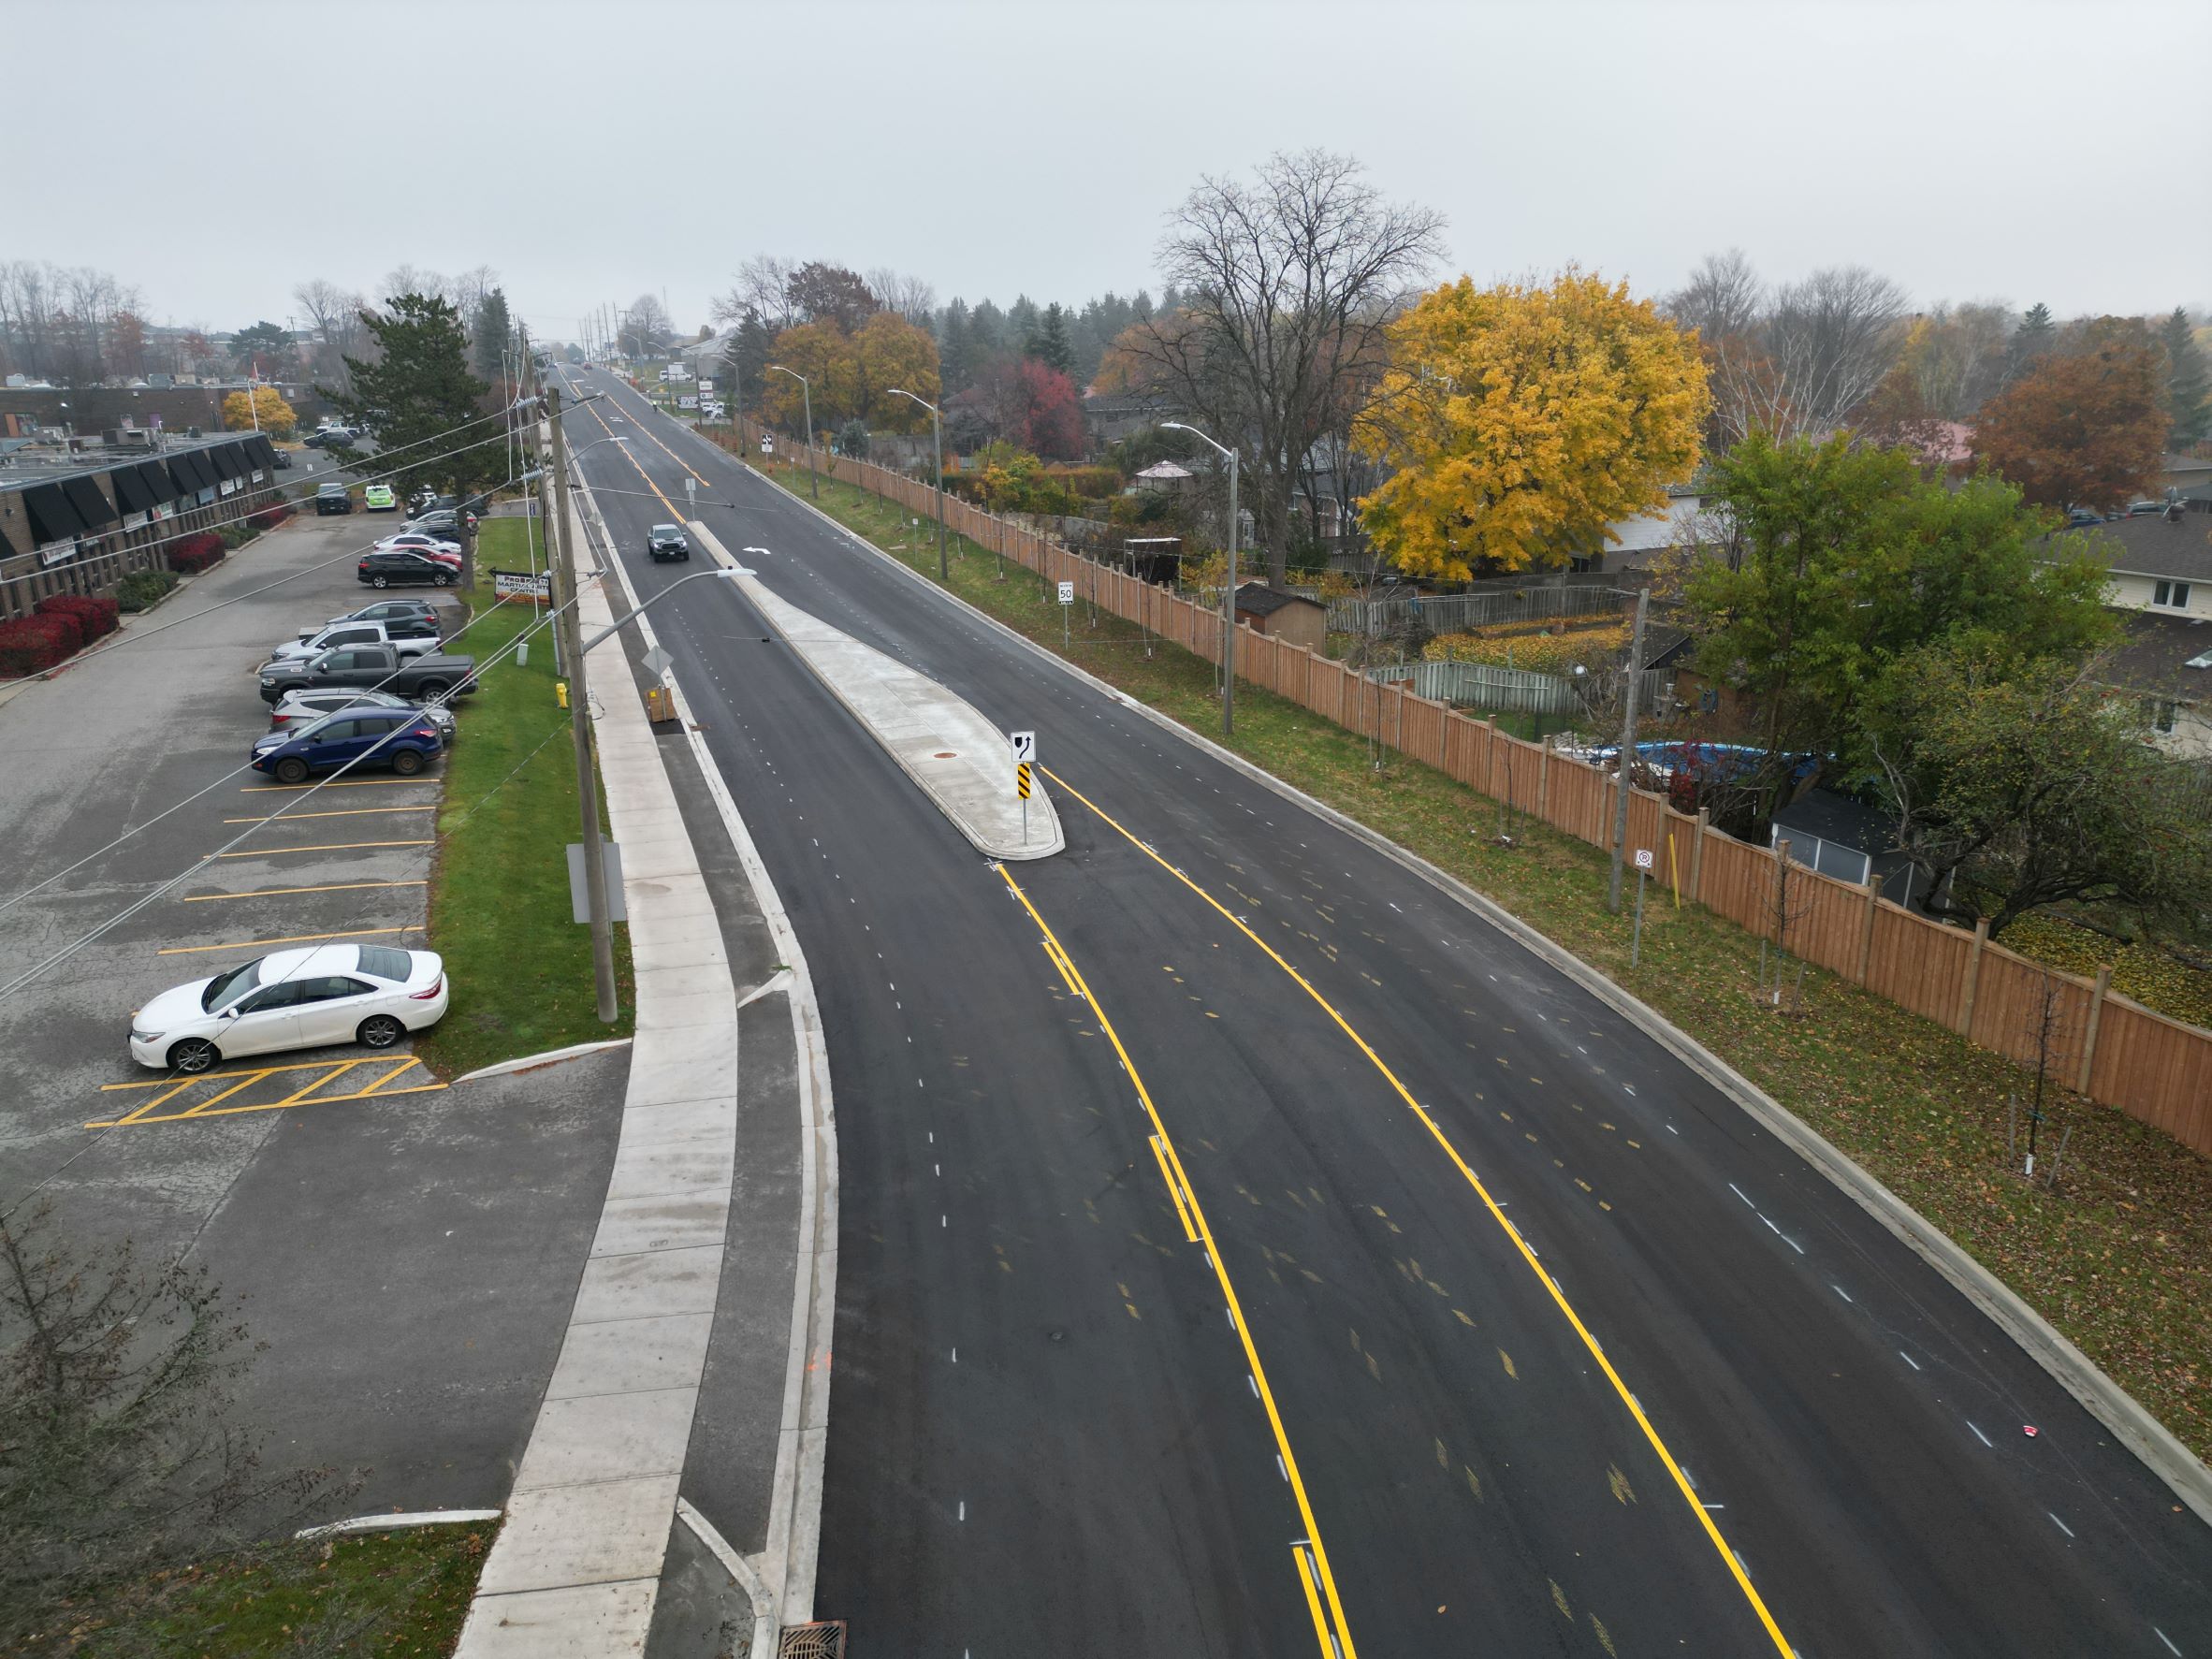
top-left (548, 387), bottom-right (618, 1023)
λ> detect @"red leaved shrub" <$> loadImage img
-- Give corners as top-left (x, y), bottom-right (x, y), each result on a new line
top-left (36, 592), bottom-right (120, 642)
top-left (167, 531), bottom-right (226, 575)
top-left (0, 615), bottom-right (80, 677)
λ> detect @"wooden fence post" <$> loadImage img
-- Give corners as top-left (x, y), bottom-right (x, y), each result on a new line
top-left (1689, 808), bottom-right (1709, 902)
top-left (1957, 917), bottom-right (1990, 1037)
top-left (2075, 964), bottom-right (2113, 1095)
top-left (1537, 741), bottom-right (1550, 821)
top-left (1856, 872), bottom-right (1884, 985)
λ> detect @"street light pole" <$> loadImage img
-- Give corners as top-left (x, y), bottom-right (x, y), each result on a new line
top-left (1162, 422), bottom-right (1239, 737)
top-left (1607, 585), bottom-right (1652, 916)
top-left (547, 387), bottom-right (618, 1024)
top-left (886, 386), bottom-right (945, 581)
top-left (768, 364), bottom-right (816, 500)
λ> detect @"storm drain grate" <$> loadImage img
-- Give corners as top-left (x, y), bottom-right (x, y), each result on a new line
top-left (779, 1622), bottom-right (848, 1658)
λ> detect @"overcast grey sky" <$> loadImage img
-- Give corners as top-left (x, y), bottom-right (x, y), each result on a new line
top-left (13, 0), bottom-right (2209, 338)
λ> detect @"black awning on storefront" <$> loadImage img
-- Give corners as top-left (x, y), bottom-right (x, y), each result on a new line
top-left (168, 451), bottom-right (210, 495)
top-left (112, 463), bottom-right (158, 515)
top-left (206, 444), bottom-right (247, 482)
top-left (63, 473), bottom-right (118, 529)
top-left (248, 434), bottom-right (279, 470)
top-left (136, 459), bottom-right (180, 503)
top-left (22, 481), bottom-right (88, 545)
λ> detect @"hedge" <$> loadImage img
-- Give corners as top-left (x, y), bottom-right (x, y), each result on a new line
top-left (0, 615), bottom-right (81, 677)
top-left (115, 568), bottom-right (179, 612)
top-left (35, 592), bottom-right (119, 643)
top-left (167, 531), bottom-right (226, 575)
top-left (246, 502), bottom-right (295, 531)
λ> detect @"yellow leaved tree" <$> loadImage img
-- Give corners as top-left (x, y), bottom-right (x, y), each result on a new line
top-left (1353, 269), bottom-right (1708, 579)
top-left (222, 385), bottom-right (297, 440)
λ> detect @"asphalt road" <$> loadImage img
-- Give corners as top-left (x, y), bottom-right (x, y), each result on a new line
top-left (557, 367), bottom-right (2212, 1658)
top-left (0, 503), bottom-right (625, 1520)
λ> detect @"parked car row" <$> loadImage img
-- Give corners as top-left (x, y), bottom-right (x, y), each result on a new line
top-left (131, 597), bottom-right (470, 1073)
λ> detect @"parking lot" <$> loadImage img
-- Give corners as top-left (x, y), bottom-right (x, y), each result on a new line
top-left (0, 508), bottom-right (626, 1514)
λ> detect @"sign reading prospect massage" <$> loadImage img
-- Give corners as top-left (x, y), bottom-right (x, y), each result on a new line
top-left (492, 567), bottom-right (550, 602)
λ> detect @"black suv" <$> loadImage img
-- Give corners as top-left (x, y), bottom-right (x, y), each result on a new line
top-left (357, 550), bottom-right (458, 589)
top-left (315, 484), bottom-right (352, 516)
top-left (648, 524), bottom-right (691, 562)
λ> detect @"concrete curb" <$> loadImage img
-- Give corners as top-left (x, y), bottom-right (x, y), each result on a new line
top-left (447, 1038), bottom-right (633, 1086)
top-left (687, 519), bottom-right (1062, 861)
top-left (298, 1508), bottom-right (503, 1540)
top-left (580, 462), bottom-right (839, 1654)
top-left (746, 458), bottom-right (2212, 1529)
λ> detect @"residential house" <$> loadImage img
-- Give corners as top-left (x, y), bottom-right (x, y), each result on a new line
top-left (2078, 504), bottom-right (2212, 758)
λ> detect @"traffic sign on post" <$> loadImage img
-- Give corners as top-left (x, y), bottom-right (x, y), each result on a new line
top-left (1010, 730), bottom-right (1036, 765)
top-left (1016, 763), bottom-right (1033, 800)
top-left (1057, 581), bottom-right (1074, 604)
top-left (1634, 848), bottom-right (1654, 871)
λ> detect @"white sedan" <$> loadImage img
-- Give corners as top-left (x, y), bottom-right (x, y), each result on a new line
top-left (374, 532), bottom-right (462, 557)
top-left (128, 943), bottom-right (448, 1073)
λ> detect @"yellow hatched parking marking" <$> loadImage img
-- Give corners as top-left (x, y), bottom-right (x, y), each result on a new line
top-left (222, 806), bottom-right (437, 823)
top-left (89, 1055), bottom-right (444, 1128)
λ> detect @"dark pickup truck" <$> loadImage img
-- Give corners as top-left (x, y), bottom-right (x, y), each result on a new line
top-left (258, 642), bottom-right (477, 705)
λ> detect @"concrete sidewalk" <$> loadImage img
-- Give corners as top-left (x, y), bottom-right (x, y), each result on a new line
top-left (689, 520), bottom-right (1064, 862)
top-left (453, 555), bottom-right (741, 1653)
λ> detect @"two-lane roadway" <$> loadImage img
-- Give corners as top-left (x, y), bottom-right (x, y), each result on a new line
top-left (555, 365), bottom-right (2212, 1658)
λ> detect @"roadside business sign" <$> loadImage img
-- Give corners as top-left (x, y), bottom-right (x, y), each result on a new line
top-left (492, 567), bottom-right (551, 602)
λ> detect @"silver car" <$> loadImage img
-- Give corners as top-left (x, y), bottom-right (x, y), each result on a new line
top-left (268, 687), bottom-right (457, 739)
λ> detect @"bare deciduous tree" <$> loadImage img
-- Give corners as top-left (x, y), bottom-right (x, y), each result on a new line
top-left (865, 268), bottom-right (939, 327)
top-left (712, 254), bottom-right (799, 332)
top-left (1668, 255), bottom-right (1911, 445)
top-left (1117, 150), bottom-right (1446, 585)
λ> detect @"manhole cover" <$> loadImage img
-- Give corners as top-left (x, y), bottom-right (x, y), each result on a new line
top-left (780, 1622), bottom-right (847, 1658)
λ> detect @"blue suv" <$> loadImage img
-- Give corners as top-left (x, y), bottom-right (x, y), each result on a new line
top-left (251, 707), bottom-right (444, 785)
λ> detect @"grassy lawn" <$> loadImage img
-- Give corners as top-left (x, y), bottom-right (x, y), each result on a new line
top-left (751, 451), bottom-right (2212, 1463)
top-left (411, 518), bottom-right (633, 1079)
top-left (23, 1524), bottom-right (493, 1658)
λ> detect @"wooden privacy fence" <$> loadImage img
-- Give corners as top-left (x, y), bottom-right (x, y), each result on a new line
top-left (731, 425), bottom-right (2212, 1157)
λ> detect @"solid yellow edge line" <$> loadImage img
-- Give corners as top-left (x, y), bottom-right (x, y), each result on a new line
top-left (1041, 766), bottom-right (1795, 1657)
top-left (997, 866), bottom-right (1354, 1659)
top-left (1149, 1133), bottom-right (1201, 1244)
top-left (1294, 1545), bottom-right (1335, 1654)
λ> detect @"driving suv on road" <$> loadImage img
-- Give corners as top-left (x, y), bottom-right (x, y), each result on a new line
top-left (648, 524), bottom-right (691, 562)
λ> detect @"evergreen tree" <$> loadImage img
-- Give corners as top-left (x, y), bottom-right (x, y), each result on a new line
top-left (968, 298), bottom-right (1007, 361)
top-left (1006, 294), bottom-right (1041, 344)
top-left (326, 294), bottom-right (494, 498)
top-left (939, 299), bottom-right (974, 394)
top-left (471, 287), bottom-right (514, 386)
top-left (1026, 302), bottom-right (1075, 376)
top-left (2158, 306), bottom-right (2209, 447)
top-left (2006, 301), bottom-right (2055, 384)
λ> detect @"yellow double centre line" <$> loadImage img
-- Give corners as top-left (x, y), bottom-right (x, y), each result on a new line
top-left (1041, 766), bottom-right (1796, 1656)
top-left (997, 866), bottom-right (1358, 1659)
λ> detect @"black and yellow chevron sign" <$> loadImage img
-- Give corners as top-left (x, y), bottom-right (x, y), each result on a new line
top-left (1016, 763), bottom-right (1033, 800)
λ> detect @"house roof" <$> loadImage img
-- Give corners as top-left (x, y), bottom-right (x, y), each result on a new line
top-left (1134, 460), bottom-right (1192, 480)
top-left (1233, 582), bottom-right (1323, 618)
top-left (2102, 608), bottom-right (2212, 700)
top-left (2078, 509), bottom-right (2212, 583)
